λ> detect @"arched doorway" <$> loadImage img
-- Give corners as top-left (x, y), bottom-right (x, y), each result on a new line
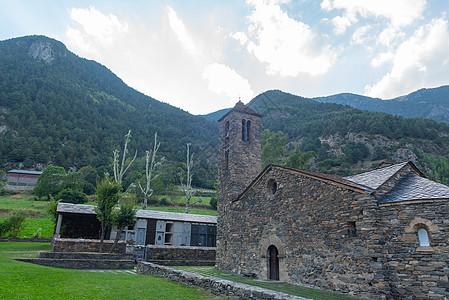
top-left (268, 245), bottom-right (279, 280)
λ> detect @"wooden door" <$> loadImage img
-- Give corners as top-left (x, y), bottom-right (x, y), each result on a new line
top-left (268, 245), bottom-right (279, 280)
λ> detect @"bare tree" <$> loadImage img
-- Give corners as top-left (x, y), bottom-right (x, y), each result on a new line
top-left (139, 133), bottom-right (164, 209)
top-left (180, 143), bottom-right (202, 213)
top-left (113, 130), bottom-right (137, 187)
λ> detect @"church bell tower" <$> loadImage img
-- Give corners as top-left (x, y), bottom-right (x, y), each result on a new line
top-left (217, 100), bottom-right (262, 211)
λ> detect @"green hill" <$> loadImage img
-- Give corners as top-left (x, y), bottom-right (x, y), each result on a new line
top-left (0, 35), bottom-right (218, 187)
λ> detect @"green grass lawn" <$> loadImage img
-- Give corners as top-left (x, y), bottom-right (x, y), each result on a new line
top-left (0, 218), bottom-right (54, 238)
top-left (174, 266), bottom-right (363, 300)
top-left (0, 192), bottom-right (216, 238)
top-left (0, 242), bottom-right (221, 299)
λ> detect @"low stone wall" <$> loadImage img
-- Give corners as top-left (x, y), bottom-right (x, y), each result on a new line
top-left (15, 257), bottom-right (134, 269)
top-left (0, 237), bottom-right (52, 243)
top-left (146, 245), bottom-right (215, 266)
top-left (15, 251), bottom-right (134, 269)
top-left (137, 262), bottom-right (306, 300)
top-left (52, 238), bottom-right (126, 254)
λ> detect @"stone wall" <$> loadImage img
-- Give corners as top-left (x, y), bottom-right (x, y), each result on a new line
top-left (380, 201), bottom-right (449, 299)
top-left (146, 245), bottom-right (215, 266)
top-left (16, 251), bottom-right (133, 269)
top-left (137, 262), bottom-right (305, 299)
top-left (217, 166), bottom-right (386, 299)
top-left (52, 238), bottom-right (126, 254)
top-left (0, 237), bottom-right (52, 243)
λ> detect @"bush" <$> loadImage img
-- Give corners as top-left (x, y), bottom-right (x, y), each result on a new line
top-left (0, 214), bottom-right (26, 237)
top-left (159, 198), bottom-right (170, 206)
top-left (209, 197), bottom-right (217, 210)
top-left (56, 188), bottom-right (88, 204)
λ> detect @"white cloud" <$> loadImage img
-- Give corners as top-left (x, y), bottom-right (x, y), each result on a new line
top-left (167, 6), bottom-right (199, 57)
top-left (237, 0), bottom-right (337, 77)
top-left (365, 18), bottom-right (449, 98)
top-left (203, 63), bottom-right (254, 103)
top-left (322, 0), bottom-right (426, 30)
top-left (66, 7), bottom-right (129, 58)
top-left (351, 25), bottom-right (372, 45)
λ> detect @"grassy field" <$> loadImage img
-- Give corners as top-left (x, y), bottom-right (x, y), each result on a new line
top-left (0, 242), bottom-right (221, 299)
top-left (0, 190), bottom-right (216, 238)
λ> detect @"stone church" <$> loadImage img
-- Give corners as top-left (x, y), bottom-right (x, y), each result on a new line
top-left (216, 101), bottom-right (449, 299)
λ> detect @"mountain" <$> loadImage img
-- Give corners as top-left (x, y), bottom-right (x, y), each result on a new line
top-left (312, 85), bottom-right (449, 123)
top-left (0, 35), bottom-right (218, 188)
top-left (245, 90), bottom-right (449, 182)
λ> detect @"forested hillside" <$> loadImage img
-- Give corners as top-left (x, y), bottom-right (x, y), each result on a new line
top-left (312, 85), bottom-right (449, 123)
top-left (247, 90), bottom-right (449, 183)
top-left (0, 35), bottom-right (218, 188)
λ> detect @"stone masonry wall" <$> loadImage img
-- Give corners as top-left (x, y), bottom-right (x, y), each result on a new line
top-left (217, 104), bottom-right (262, 272)
top-left (380, 201), bottom-right (449, 299)
top-left (146, 245), bottom-right (216, 266)
top-left (217, 167), bottom-right (388, 299)
top-left (52, 238), bottom-right (126, 254)
top-left (137, 262), bottom-right (305, 299)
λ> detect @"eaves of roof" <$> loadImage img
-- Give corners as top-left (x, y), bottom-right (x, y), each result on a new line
top-left (235, 164), bottom-right (373, 202)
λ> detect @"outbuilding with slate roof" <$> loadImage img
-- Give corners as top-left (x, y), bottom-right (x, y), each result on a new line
top-left (216, 101), bottom-right (449, 300)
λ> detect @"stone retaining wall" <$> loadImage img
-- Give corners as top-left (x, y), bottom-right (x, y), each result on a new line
top-left (146, 245), bottom-right (215, 266)
top-left (15, 257), bottom-right (134, 269)
top-left (137, 262), bottom-right (305, 300)
top-left (0, 237), bottom-right (52, 243)
top-left (52, 238), bottom-right (126, 254)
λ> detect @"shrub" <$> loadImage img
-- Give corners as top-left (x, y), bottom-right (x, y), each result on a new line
top-left (56, 188), bottom-right (88, 204)
top-left (209, 197), bottom-right (217, 210)
top-left (0, 214), bottom-right (26, 237)
top-left (159, 198), bottom-right (170, 206)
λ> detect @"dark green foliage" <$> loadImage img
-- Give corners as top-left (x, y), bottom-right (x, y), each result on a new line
top-left (250, 90), bottom-right (449, 142)
top-left (261, 129), bottom-right (287, 168)
top-left (0, 36), bottom-right (218, 191)
top-left (46, 197), bottom-right (60, 224)
top-left (372, 146), bottom-right (387, 160)
top-left (209, 197), bottom-right (217, 210)
top-left (34, 165), bottom-right (67, 199)
top-left (55, 188), bottom-right (88, 204)
top-left (0, 214), bottom-right (26, 237)
top-left (284, 148), bottom-right (316, 170)
top-left (418, 153), bottom-right (449, 185)
top-left (34, 165), bottom-right (86, 199)
top-left (313, 86), bottom-right (449, 124)
top-left (94, 178), bottom-right (120, 252)
top-left (342, 142), bottom-right (369, 164)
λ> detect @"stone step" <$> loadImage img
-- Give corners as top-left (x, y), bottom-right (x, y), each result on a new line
top-left (15, 258), bottom-right (135, 269)
top-left (148, 259), bottom-right (215, 266)
top-left (39, 251), bottom-right (133, 260)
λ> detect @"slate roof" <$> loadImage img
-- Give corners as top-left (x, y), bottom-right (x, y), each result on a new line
top-left (343, 162), bottom-right (408, 190)
top-left (57, 202), bottom-right (217, 224)
top-left (379, 173), bottom-right (449, 204)
top-left (236, 164), bottom-right (374, 201)
top-left (237, 161), bottom-right (449, 205)
top-left (218, 101), bottom-right (261, 122)
top-left (7, 169), bottom-right (42, 175)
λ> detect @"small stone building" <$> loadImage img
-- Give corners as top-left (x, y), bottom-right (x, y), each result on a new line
top-left (6, 169), bottom-right (42, 190)
top-left (55, 203), bottom-right (217, 248)
top-left (216, 102), bottom-right (449, 299)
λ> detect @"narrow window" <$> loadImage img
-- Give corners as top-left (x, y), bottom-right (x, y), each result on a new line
top-left (225, 121), bottom-right (229, 140)
top-left (225, 150), bottom-right (229, 169)
top-left (267, 179), bottom-right (278, 195)
top-left (418, 228), bottom-right (430, 247)
top-left (246, 120), bottom-right (251, 142)
top-left (242, 119), bottom-right (247, 141)
top-left (348, 222), bottom-right (357, 237)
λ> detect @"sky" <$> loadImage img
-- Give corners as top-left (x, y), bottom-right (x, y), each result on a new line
top-left (1, 0), bottom-right (449, 115)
